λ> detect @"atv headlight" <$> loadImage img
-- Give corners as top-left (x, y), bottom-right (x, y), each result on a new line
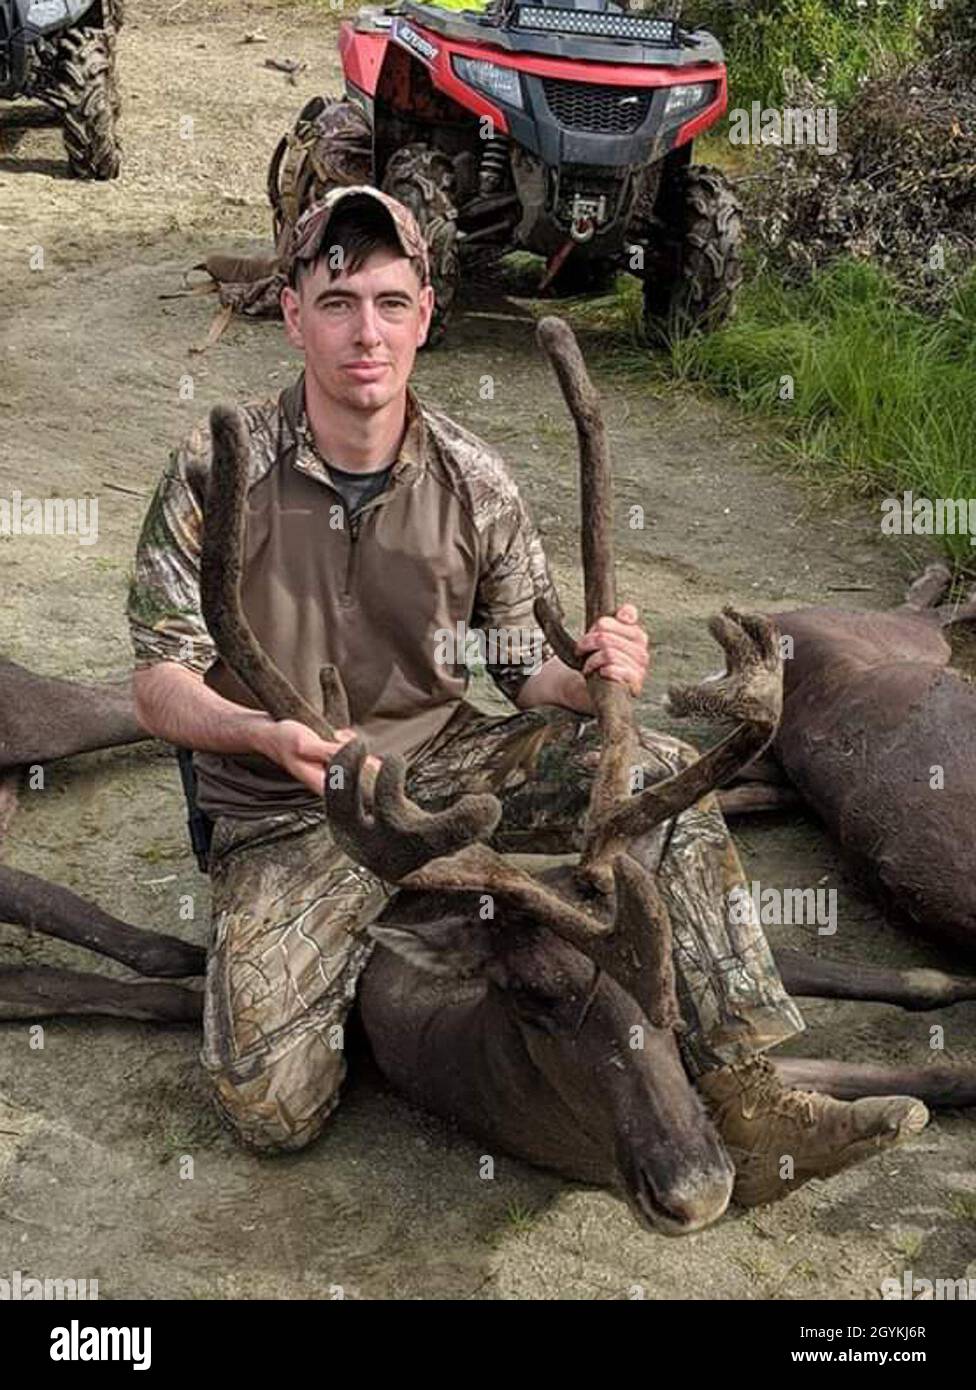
top-left (452, 57), bottom-right (524, 110)
top-left (663, 83), bottom-right (714, 118)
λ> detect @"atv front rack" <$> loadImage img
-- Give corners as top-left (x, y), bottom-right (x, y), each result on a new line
top-left (392, 1), bottom-right (722, 67)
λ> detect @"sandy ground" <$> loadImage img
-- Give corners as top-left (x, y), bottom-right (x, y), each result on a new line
top-left (0, 0), bottom-right (974, 1300)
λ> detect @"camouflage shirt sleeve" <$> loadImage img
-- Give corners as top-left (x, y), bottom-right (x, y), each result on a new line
top-left (126, 423), bottom-right (217, 677)
top-left (471, 490), bottom-right (563, 705)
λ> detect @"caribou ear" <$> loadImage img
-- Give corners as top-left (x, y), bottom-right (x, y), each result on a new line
top-left (368, 916), bottom-right (499, 979)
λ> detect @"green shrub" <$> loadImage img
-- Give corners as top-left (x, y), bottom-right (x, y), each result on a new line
top-left (688, 0), bottom-right (926, 107)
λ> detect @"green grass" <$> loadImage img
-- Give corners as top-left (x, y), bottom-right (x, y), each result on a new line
top-left (947, 1191), bottom-right (976, 1222)
top-left (543, 258), bottom-right (976, 568)
top-left (889, 1227), bottom-right (925, 1261)
top-left (504, 1198), bottom-right (540, 1233)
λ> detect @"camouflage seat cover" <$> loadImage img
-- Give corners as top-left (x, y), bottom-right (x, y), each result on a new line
top-left (198, 95), bottom-right (374, 322)
top-left (188, 94), bottom-right (458, 340)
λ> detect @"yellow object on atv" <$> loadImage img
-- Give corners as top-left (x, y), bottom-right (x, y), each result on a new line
top-left (419, 0), bottom-right (491, 10)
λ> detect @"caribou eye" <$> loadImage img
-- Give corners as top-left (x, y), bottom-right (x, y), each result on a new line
top-left (511, 988), bottom-right (575, 1038)
top-left (517, 1010), bottom-right (569, 1039)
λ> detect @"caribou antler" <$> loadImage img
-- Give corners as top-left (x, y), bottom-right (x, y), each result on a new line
top-left (326, 736), bottom-right (680, 1028)
top-left (327, 737), bottom-right (603, 930)
top-left (534, 316), bottom-right (783, 893)
top-left (406, 845), bottom-right (682, 1031)
top-left (323, 737), bottom-right (502, 881)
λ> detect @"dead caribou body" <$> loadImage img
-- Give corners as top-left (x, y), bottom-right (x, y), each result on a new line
top-left (770, 569), bottom-right (976, 960)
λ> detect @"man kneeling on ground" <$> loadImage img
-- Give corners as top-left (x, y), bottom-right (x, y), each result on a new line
top-left (127, 186), bottom-right (928, 1207)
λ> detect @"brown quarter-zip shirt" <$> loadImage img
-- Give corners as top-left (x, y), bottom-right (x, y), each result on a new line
top-left (127, 373), bottom-right (562, 819)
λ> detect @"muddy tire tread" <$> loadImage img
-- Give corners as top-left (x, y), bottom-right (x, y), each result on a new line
top-left (48, 29), bottom-right (121, 181)
top-left (644, 165), bottom-right (743, 339)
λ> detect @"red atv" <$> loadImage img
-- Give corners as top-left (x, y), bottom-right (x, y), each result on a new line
top-left (334, 0), bottom-right (742, 342)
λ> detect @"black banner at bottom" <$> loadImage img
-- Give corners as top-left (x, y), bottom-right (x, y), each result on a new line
top-left (1, 1297), bottom-right (966, 1375)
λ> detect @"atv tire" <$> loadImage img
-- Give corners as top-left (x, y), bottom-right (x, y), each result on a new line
top-left (50, 29), bottom-right (121, 181)
top-left (380, 143), bottom-right (460, 348)
top-left (643, 165), bottom-right (742, 341)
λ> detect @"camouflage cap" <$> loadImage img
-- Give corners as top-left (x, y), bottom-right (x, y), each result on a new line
top-left (287, 185), bottom-right (430, 285)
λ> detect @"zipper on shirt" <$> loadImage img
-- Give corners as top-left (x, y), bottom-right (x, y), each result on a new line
top-left (339, 488), bottom-right (395, 606)
top-left (342, 510), bottom-right (362, 604)
top-left (296, 471), bottom-right (394, 608)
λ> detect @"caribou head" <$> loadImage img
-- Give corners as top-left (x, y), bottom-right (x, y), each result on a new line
top-left (320, 736), bottom-right (738, 1233)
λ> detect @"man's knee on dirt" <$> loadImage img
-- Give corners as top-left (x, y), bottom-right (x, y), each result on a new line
top-left (206, 1031), bottom-right (347, 1155)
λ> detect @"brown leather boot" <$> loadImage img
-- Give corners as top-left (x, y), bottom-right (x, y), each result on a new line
top-left (698, 1054), bottom-right (929, 1208)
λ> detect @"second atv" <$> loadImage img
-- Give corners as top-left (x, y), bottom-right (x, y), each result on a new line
top-left (278, 0), bottom-right (743, 342)
top-left (0, 0), bottom-right (123, 179)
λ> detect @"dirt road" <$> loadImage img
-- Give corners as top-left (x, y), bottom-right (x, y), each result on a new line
top-left (1, 0), bottom-right (973, 1300)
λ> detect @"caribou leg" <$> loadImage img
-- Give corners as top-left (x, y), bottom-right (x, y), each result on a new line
top-left (941, 586), bottom-right (976, 628)
top-left (896, 560), bottom-right (976, 627)
top-left (773, 1057), bottom-right (976, 1108)
top-left (900, 561), bottom-right (952, 614)
top-left (0, 659), bottom-right (147, 770)
top-left (774, 949), bottom-right (976, 1010)
top-left (0, 966), bottom-right (202, 1022)
top-left (0, 864), bottom-right (204, 978)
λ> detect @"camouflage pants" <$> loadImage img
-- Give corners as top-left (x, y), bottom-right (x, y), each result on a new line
top-left (201, 702), bottom-right (804, 1153)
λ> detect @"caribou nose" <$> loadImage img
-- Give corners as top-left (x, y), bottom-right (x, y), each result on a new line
top-left (633, 1164), bottom-right (733, 1236)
